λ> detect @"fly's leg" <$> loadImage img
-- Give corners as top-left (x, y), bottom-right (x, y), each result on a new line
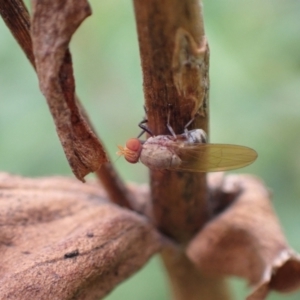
top-left (183, 114), bottom-right (197, 137)
top-left (183, 113), bottom-right (207, 143)
top-left (166, 109), bottom-right (206, 143)
top-left (167, 109), bottom-right (177, 138)
top-left (137, 118), bottom-right (154, 138)
top-left (185, 115), bottom-right (197, 129)
top-left (183, 116), bottom-right (196, 142)
top-left (166, 123), bottom-right (177, 139)
top-left (137, 106), bottom-right (154, 138)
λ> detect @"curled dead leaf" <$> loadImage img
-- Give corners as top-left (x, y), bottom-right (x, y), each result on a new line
top-left (31, 0), bottom-right (108, 181)
top-left (186, 173), bottom-right (300, 300)
top-left (0, 173), bottom-right (162, 300)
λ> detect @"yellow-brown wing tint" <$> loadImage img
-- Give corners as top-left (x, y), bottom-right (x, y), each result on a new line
top-left (174, 143), bottom-right (257, 172)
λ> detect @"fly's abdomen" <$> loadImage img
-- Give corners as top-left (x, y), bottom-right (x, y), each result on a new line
top-left (140, 143), bottom-right (181, 170)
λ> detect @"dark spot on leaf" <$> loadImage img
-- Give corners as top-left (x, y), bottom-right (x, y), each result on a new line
top-left (64, 249), bottom-right (79, 259)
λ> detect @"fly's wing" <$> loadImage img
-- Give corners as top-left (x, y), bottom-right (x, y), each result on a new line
top-left (173, 143), bottom-right (258, 172)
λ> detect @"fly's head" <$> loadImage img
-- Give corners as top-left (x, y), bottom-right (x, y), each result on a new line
top-left (117, 138), bottom-right (142, 164)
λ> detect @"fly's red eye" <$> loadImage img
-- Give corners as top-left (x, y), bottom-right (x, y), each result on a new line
top-left (126, 138), bottom-right (142, 152)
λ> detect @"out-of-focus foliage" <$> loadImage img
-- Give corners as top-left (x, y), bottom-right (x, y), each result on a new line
top-left (0, 0), bottom-right (299, 299)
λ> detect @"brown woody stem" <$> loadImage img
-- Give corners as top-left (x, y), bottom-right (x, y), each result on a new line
top-left (133, 0), bottom-right (231, 299)
top-left (161, 249), bottom-right (231, 300)
top-left (132, 0), bottom-right (208, 245)
top-left (0, 0), bottom-right (134, 210)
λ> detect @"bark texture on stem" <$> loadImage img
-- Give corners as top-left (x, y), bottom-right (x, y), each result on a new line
top-left (132, 1), bottom-right (228, 300)
top-left (161, 249), bottom-right (231, 300)
top-left (133, 0), bottom-right (209, 244)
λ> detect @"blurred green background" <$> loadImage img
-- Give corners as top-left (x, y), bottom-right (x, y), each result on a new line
top-left (1, 0), bottom-right (300, 299)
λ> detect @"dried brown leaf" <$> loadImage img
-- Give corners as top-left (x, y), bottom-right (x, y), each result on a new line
top-left (0, 173), bottom-right (162, 300)
top-left (31, 0), bottom-right (108, 181)
top-left (248, 252), bottom-right (300, 300)
top-left (186, 173), bottom-right (300, 300)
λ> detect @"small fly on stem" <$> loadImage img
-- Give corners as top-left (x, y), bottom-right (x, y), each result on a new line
top-left (117, 112), bottom-right (257, 172)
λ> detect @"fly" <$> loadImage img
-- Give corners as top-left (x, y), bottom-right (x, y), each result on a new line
top-left (117, 114), bottom-right (257, 172)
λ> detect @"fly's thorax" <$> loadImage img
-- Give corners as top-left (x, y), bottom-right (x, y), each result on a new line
top-left (146, 135), bottom-right (173, 145)
top-left (140, 136), bottom-right (181, 170)
top-left (184, 129), bottom-right (207, 144)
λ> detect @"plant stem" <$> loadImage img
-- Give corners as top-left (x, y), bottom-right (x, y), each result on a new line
top-left (161, 249), bottom-right (231, 300)
top-left (132, 0), bottom-right (232, 298)
top-left (132, 0), bottom-right (209, 244)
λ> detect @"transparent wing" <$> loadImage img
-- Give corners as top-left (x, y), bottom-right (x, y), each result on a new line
top-left (172, 143), bottom-right (258, 172)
